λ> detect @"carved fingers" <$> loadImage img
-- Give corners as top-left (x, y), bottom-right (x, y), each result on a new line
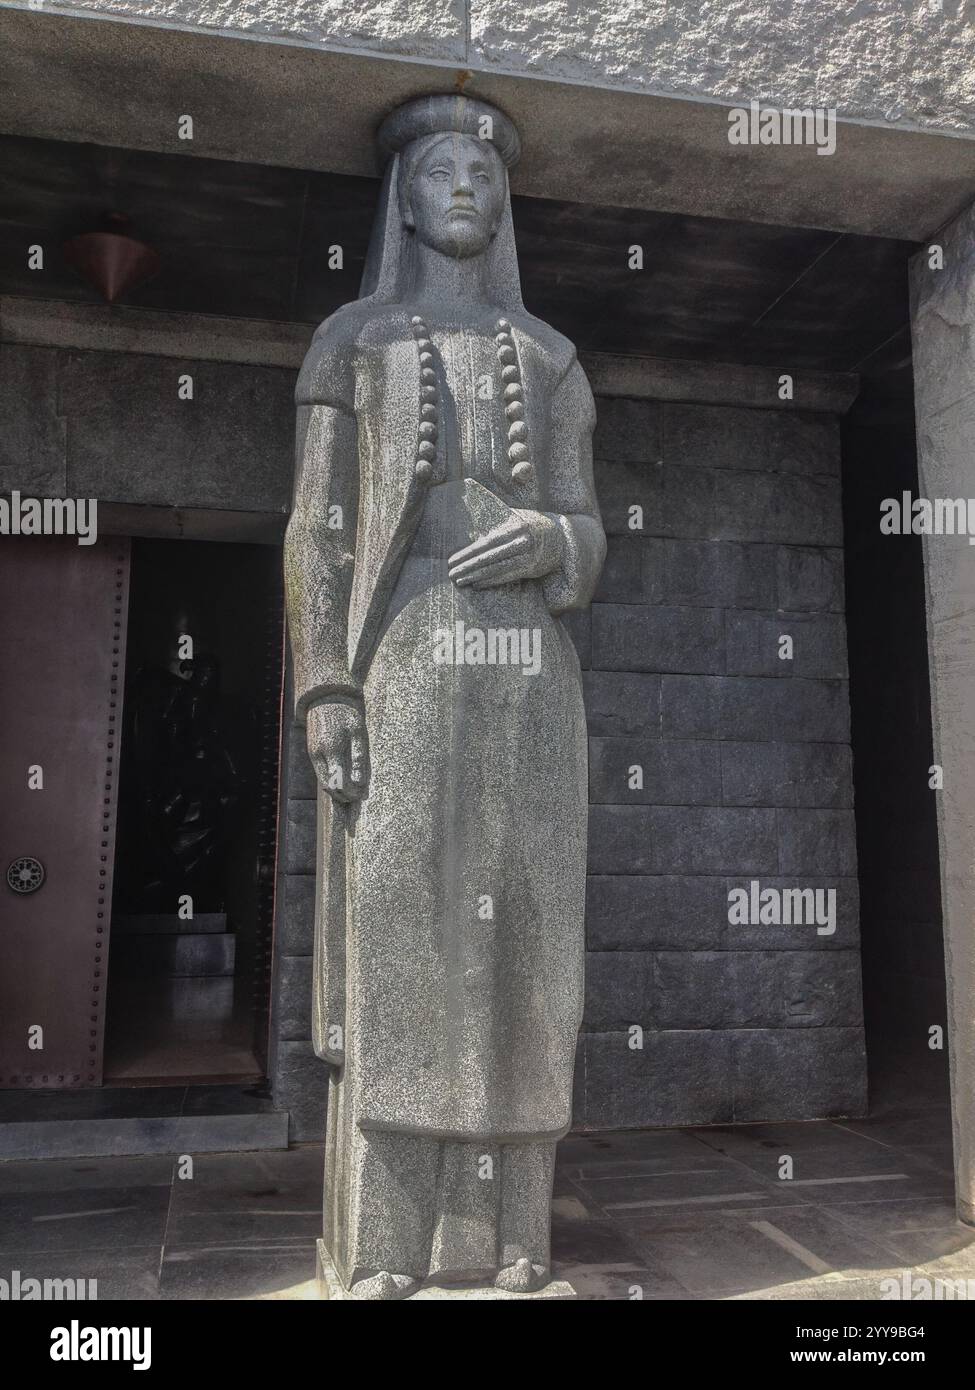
top-left (448, 511), bottom-right (562, 589)
top-left (306, 700), bottom-right (370, 803)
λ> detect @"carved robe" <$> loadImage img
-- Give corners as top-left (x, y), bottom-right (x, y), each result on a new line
top-left (287, 302), bottom-right (603, 1144)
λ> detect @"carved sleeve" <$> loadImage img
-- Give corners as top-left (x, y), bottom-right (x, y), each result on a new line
top-left (541, 358), bottom-right (607, 614)
top-left (285, 341), bottom-right (361, 723)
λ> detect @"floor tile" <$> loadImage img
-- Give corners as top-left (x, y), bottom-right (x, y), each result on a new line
top-left (160, 1244), bottom-right (317, 1300)
top-left (0, 1184), bottom-right (171, 1255)
top-left (0, 1245), bottom-right (161, 1300)
top-left (620, 1204), bottom-right (903, 1296)
top-left (820, 1196), bottom-right (974, 1265)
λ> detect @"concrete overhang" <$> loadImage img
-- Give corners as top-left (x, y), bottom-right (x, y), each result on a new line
top-left (2, 6), bottom-right (975, 242)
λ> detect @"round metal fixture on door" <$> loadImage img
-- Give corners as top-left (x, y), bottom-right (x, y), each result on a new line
top-left (6, 857), bottom-right (46, 895)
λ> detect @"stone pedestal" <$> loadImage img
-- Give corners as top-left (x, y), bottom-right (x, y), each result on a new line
top-left (911, 204), bottom-right (975, 1225)
top-left (315, 1241), bottom-right (577, 1301)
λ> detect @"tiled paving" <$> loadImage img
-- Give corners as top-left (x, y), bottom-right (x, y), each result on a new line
top-left (0, 1111), bottom-right (971, 1300)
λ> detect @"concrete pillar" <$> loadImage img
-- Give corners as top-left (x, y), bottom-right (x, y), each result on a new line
top-left (911, 204), bottom-right (975, 1225)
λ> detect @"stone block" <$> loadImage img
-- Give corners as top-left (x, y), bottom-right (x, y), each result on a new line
top-left (641, 538), bottom-right (777, 609)
top-left (722, 876), bottom-right (860, 950)
top-left (732, 1028), bottom-right (867, 1122)
top-left (594, 459), bottom-right (714, 537)
top-left (272, 1041), bottom-right (328, 1143)
top-left (593, 535), bottom-right (644, 602)
top-left (583, 671), bottom-right (661, 736)
top-left (720, 675), bottom-right (851, 744)
top-left (286, 720), bottom-right (318, 802)
top-left (61, 350), bottom-right (295, 513)
top-left (0, 345), bottom-right (66, 496)
top-left (777, 545), bottom-right (845, 611)
top-left (588, 806), bottom-right (778, 875)
top-left (274, 955), bottom-right (313, 1041)
top-left (583, 951), bottom-right (654, 1031)
top-left (654, 950), bottom-right (864, 1028)
top-left (586, 874), bottom-right (728, 951)
top-left (725, 610), bottom-right (849, 678)
top-left (592, 396), bottom-right (661, 463)
top-left (712, 470), bottom-right (843, 546)
top-left (284, 798), bottom-right (316, 875)
top-left (579, 1031), bottom-right (733, 1129)
top-left (662, 403), bottom-right (839, 476)
top-left (561, 606), bottom-right (591, 668)
top-left (589, 736), bottom-right (720, 805)
top-left (592, 603), bottom-right (724, 673)
top-left (720, 741), bottom-right (853, 807)
top-left (777, 809), bottom-right (858, 875)
top-left (275, 874), bottom-right (316, 957)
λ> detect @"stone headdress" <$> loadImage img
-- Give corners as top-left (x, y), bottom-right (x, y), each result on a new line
top-left (360, 94), bottom-right (524, 309)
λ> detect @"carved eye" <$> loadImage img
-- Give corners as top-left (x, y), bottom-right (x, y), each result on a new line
top-left (428, 167), bottom-right (451, 181)
top-left (474, 172), bottom-right (491, 184)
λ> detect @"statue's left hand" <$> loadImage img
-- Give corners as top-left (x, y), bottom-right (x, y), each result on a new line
top-left (448, 509), bottom-right (563, 589)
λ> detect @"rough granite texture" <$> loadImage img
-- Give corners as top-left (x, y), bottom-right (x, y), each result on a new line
top-left (34, 0), bottom-right (975, 135)
top-left (274, 392), bottom-right (867, 1142)
top-left (910, 203), bottom-right (975, 1224)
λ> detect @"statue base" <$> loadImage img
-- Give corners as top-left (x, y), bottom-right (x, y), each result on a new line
top-left (316, 1240), bottom-right (577, 1301)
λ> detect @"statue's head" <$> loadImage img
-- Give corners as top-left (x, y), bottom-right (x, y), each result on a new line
top-left (376, 95), bottom-right (521, 264)
top-left (402, 134), bottom-right (506, 259)
top-left (366, 95), bottom-right (523, 302)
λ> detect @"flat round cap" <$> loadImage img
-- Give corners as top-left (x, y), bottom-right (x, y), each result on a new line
top-left (377, 94), bottom-right (521, 168)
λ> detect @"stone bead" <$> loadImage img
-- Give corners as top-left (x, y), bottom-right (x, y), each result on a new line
top-left (497, 345), bottom-right (517, 365)
top-left (415, 459), bottom-right (433, 480)
top-left (420, 403), bottom-right (437, 421)
top-left (419, 351), bottom-right (434, 366)
top-left (508, 420), bottom-right (528, 444)
top-left (509, 442), bottom-right (530, 464)
top-left (505, 401), bottom-right (525, 421)
top-left (410, 315), bottom-right (425, 326)
top-left (511, 461), bottom-right (532, 482)
top-left (504, 383), bottom-right (524, 402)
top-left (494, 332), bottom-right (512, 347)
top-left (417, 440), bottom-right (437, 461)
top-left (421, 386), bottom-right (438, 403)
top-left (501, 365), bottom-right (520, 384)
top-left (420, 368), bottom-right (437, 385)
top-left (418, 422), bottom-right (438, 442)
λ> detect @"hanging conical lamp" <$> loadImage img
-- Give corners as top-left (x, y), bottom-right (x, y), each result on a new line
top-left (63, 212), bottom-right (161, 303)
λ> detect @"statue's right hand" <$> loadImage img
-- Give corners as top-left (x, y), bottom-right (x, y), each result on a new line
top-left (306, 699), bottom-right (370, 804)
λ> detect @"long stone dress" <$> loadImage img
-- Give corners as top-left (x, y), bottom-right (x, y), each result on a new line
top-left (291, 300), bottom-right (604, 1286)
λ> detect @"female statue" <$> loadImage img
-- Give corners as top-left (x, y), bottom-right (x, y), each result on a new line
top-left (285, 94), bottom-right (605, 1299)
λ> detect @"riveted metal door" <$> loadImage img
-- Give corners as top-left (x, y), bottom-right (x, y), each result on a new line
top-left (0, 536), bottom-right (129, 1088)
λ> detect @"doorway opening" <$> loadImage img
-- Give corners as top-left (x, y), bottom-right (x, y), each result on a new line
top-left (104, 538), bottom-right (284, 1084)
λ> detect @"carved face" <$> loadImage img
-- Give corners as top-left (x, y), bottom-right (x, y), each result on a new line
top-left (406, 134), bottom-right (506, 259)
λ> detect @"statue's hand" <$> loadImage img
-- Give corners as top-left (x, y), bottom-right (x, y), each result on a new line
top-left (447, 509), bottom-right (563, 589)
top-left (306, 699), bottom-right (370, 804)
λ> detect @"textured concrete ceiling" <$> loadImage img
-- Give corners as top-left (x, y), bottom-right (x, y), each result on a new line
top-left (2, 8), bottom-right (974, 241)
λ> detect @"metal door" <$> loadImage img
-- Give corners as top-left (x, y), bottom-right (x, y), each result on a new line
top-left (0, 536), bottom-right (129, 1088)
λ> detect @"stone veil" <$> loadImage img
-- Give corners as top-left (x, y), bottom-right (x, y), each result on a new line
top-left (284, 93), bottom-right (606, 1299)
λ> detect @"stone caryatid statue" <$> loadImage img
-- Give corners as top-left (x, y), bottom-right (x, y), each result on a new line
top-left (284, 94), bottom-right (606, 1300)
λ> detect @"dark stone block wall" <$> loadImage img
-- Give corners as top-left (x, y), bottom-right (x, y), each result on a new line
top-left (575, 397), bottom-right (865, 1131)
top-left (271, 393), bottom-right (867, 1140)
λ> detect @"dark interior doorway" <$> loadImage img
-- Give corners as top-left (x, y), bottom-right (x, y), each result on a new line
top-left (842, 348), bottom-right (950, 1121)
top-left (105, 537), bottom-right (283, 1085)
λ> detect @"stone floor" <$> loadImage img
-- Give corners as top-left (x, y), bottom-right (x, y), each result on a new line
top-left (0, 1108), bottom-right (971, 1300)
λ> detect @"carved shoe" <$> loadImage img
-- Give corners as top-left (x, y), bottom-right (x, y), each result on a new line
top-left (350, 1270), bottom-right (419, 1301)
top-left (494, 1256), bottom-right (547, 1293)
